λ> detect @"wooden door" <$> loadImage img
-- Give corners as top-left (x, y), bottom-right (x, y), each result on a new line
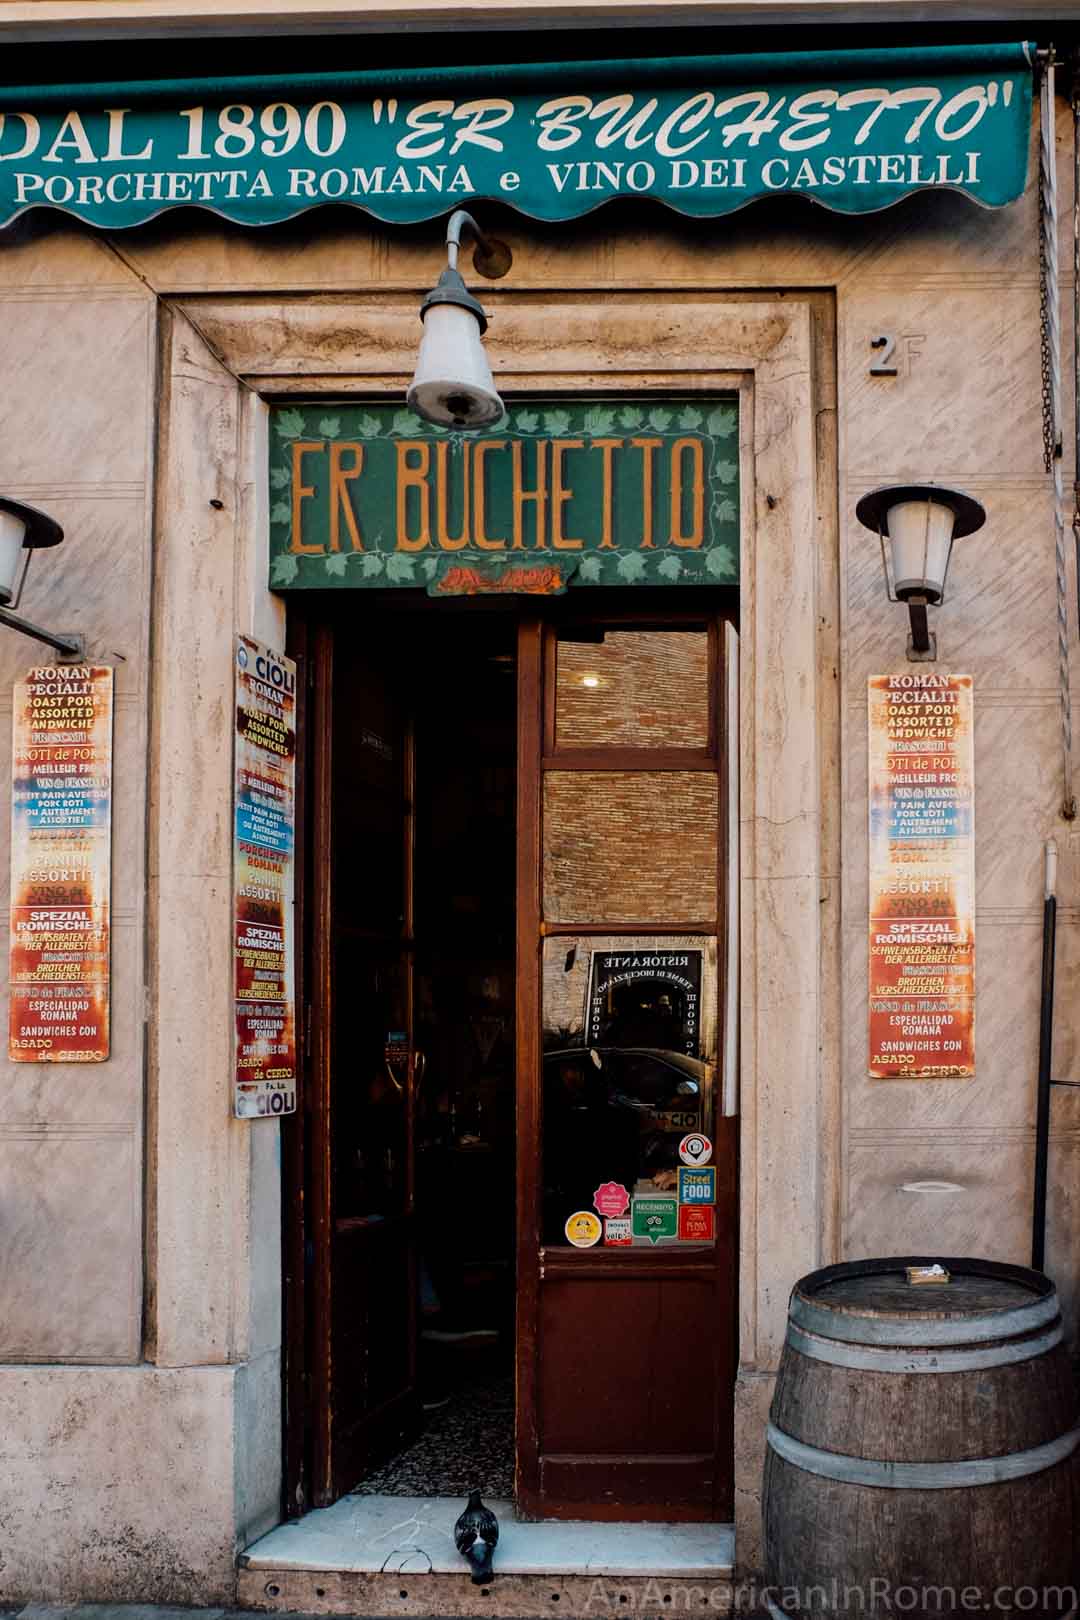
top-left (307, 622), bottom-right (422, 1505)
top-left (516, 613), bottom-right (737, 1521)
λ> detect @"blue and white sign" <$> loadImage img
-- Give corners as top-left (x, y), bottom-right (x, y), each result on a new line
top-left (678, 1166), bottom-right (717, 1205)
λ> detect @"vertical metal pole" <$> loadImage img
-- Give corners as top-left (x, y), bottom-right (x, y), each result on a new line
top-left (1032, 840), bottom-right (1058, 1272)
top-left (1041, 58), bottom-right (1077, 819)
top-left (1073, 67), bottom-right (1080, 633)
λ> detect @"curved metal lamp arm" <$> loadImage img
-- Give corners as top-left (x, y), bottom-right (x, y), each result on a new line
top-left (445, 209), bottom-right (513, 280)
top-left (446, 209), bottom-right (486, 271)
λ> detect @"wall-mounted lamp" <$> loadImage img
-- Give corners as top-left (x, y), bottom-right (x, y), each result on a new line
top-left (855, 483), bottom-right (986, 662)
top-left (407, 209), bottom-right (511, 430)
top-left (0, 498), bottom-right (83, 659)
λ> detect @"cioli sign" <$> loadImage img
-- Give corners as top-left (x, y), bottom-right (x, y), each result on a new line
top-left (268, 399), bottom-right (739, 594)
top-left (0, 44), bottom-right (1031, 229)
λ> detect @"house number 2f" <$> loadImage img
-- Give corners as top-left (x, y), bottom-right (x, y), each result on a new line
top-left (869, 333), bottom-right (925, 377)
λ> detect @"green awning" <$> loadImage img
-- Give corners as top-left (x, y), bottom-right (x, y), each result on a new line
top-left (0, 42), bottom-right (1032, 231)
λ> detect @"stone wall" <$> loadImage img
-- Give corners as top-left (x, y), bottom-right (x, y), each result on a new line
top-left (0, 90), bottom-right (1076, 1600)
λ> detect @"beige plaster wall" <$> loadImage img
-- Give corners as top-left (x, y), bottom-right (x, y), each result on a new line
top-left (0, 227), bottom-right (282, 1601)
top-left (0, 224), bottom-right (154, 1361)
top-left (0, 90), bottom-right (1077, 1600)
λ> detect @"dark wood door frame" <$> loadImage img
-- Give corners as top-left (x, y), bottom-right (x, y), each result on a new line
top-left (515, 609), bottom-right (738, 1522)
top-left (283, 595), bottom-right (739, 1524)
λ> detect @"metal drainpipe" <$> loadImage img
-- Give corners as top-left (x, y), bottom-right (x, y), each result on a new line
top-left (1074, 55), bottom-right (1080, 624)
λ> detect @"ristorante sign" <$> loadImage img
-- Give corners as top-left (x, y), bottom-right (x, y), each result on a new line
top-left (0, 44), bottom-right (1031, 229)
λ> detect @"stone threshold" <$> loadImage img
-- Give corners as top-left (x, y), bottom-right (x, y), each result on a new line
top-left (238, 1495), bottom-right (736, 1617)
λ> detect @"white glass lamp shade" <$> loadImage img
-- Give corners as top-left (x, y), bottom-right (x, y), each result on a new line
top-left (407, 302), bottom-right (504, 429)
top-left (885, 497), bottom-right (957, 602)
top-left (0, 509), bottom-right (28, 606)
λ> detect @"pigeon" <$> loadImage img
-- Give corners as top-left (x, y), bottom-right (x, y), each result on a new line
top-left (454, 1490), bottom-right (499, 1584)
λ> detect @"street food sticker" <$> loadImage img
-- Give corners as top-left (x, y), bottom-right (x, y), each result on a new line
top-left (632, 1196), bottom-right (678, 1245)
top-left (604, 1216), bottom-right (633, 1246)
top-left (679, 1132), bottom-right (713, 1166)
top-left (678, 1166), bottom-right (717, 1205)
top-left (678, 1205), bottom-right (716, 1243)
top-left (565, 1210), bottom-right (603, 1248)
top-left (593, 1180), bottom-right (631, 1219)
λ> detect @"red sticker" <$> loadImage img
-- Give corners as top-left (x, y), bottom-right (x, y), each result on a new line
top-left (678, 1205), bottom-right (716, 1242)
top-left (593, 1181), bottom-right (630, 1218)
top-left (604, 1216), bottom-right (633, 1246)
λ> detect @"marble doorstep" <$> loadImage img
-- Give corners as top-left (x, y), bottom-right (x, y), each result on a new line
top-left (241, 1495), bottom-right (735, 1578)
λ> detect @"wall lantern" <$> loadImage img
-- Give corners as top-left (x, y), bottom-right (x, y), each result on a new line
top-left (407, 209), bottom-right (511, 430)
top-left (0, 498), bottom-right (84, 659)
top-left (855, 483), bottom-right (986, 662)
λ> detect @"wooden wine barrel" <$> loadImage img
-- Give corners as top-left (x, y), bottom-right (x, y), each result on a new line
top-left (763, 1257), bottom-right (1080, 1620)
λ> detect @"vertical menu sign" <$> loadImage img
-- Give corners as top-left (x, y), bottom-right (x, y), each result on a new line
top-left (233, 636), bottom-right (297, 1119)
top-left (868, 673), bottom-right (975, 1079)
top-left (9, 665), bottom-right (113, 1062)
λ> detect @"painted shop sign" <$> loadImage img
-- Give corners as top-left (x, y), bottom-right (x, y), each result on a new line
top-left (868, 673), bottom-right (975, 1079)
top-left (0, 44), bottom-right (1031, 229)
top-left (268, 400), bottom-right (738, 593)
top-left (233, 636), bottom-right (298, 1119)
top-left (9, 665), bottom-right (113, 1063)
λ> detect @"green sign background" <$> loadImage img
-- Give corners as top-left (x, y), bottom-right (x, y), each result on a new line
top-left (0, 44), bottom-right (1031, 230)
top-left (268, 399), bottom-right (739, 593)
top-left (632, 1197), bottom-right (679, 1244)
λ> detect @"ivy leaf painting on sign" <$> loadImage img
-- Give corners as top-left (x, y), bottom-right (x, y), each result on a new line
top-left (270, 553), bottom-right (300, 585)
top-left (543, 410), bottom-right (571, 436)
top-left (648, 407), bottom-right (673, 432)
top-left (616, 552), bottom-right (647, 582)
top-left (707, 406), bottom-right (736, 438)
top-left (678, 405), bottom-right (703, 430)
top-left (274, 408), bottom-right (306, 439)
top-left (657, 555), bottom-right (682, 581)
top-left (359, 553), bottom-right (386, 577)
top-left (578, 555), bottom-right (603, 582)
top-left (358, 413), bottom-right (382, 438)
top-left (714, 497), bottom-right (738, 525)
top-left (270, 500), bottom-right (291, 526)
top-left (270, 467), bottom-right (290, 490)
top-left (583, 406), bottom-right (617, 436)
top-left (324, 553), bottom-right (349, 577)
top-left (318, 417), bottom-right (341, 438)
top-left (421, 557), bottom-right (440, 578)
top-left (385, 554), bottom-right (417, 582)
top-left (515, 410), bottom-right (539, 433)
top-left (619, 406), bottom-right (643, 431)
top-left (391, 409), bottom-right (424, 436)
top-left (706, 545), bottom-right (736, 579)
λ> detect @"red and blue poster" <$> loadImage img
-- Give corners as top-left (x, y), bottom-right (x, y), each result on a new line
top-left (233, 636), bottom-right (298, 1118)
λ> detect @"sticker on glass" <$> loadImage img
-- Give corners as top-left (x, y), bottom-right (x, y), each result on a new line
top-left (631, 1196), bottom-right (678, 1245)
top-left (565, 1210), bottom-right (603, 1248)
top-left (604, 1216), bottom-right (633, 1246)
top-left (678, 1205), bottom-right (716, 1243)
top-left (679, 1132), bottom-right (713, 1166)
top-left (678, 1166), bottom-right (716, 1205)
top-left (593, 1181), bottom-right (630, 1219)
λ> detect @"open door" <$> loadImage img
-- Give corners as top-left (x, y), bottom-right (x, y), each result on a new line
top-left (515, 613), bottom-right (737, 1521)
top-left (291, 602), bottom-right (735, 1520)
top-left (307, 622), bottom-right (422, 1504)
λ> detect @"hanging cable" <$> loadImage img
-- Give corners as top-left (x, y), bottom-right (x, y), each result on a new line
top-left (1039, 54), bottom-right (1077, 819)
